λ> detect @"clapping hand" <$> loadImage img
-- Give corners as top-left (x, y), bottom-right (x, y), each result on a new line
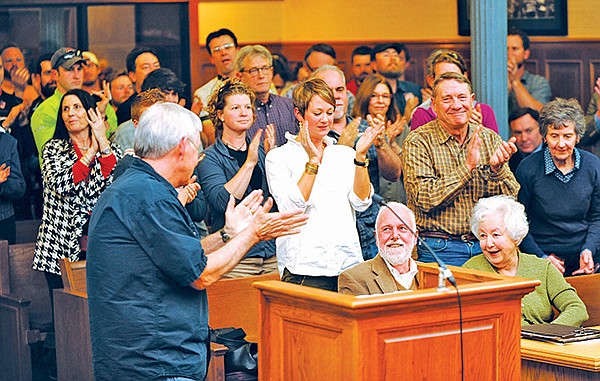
top-left (337, 117), bottom-right (360, 148)
top-left (489, 137), bottom-right (518, 172)
top-left (298, 121), bottom-right (321, 164)
top-left (0, 163), bottom-right (10, 183)
top-left (356, 116), bottom-right (385, 157)
top-left (264, 123), bottom-right (276, 153)
top-left (177, 175), bottom-right (201, 206)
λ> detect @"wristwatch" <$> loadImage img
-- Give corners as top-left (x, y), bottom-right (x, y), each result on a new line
top-left (354, 158), bottom-right (370, 167)
top-left (100, 146), bottom-right (112, 155)
top-left (219, 228), bottom-right (231, 243)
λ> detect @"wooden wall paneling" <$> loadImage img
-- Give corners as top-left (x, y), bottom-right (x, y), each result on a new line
top-left (192, 39), bottom-right (600, 114)
top-left (546, 60), bottom-right (584, 104)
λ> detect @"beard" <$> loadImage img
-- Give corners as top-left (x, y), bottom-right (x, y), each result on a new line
top-left (377, 68), bottom-right (401, 80)
top-left (4, 68), bottom-right (11, 81)
top-left (380, 242), bottom-right (411, 267)
top-left (41, 82), bottom-right (57, 98)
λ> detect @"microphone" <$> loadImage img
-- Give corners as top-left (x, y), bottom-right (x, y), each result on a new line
top-left (372, 194), bottom-right (457, 289)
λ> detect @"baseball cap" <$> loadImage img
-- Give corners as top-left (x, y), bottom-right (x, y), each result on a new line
top-left (371, 43), bottom-right (405, 60)
top-left (82, 51), bottom-right (99, 66)
top-left (51, 48), bottom-right (85, 70)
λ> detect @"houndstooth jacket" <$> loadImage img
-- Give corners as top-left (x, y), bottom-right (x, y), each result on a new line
top-left (32, 138), bottom-right (122, 275)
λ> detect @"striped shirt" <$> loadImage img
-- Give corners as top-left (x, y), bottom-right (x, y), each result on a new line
top-left (401, 119), bottom-right (520, 235)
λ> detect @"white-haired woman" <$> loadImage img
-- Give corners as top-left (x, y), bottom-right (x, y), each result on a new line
top-left (463, 195), bottom-right (588, 326)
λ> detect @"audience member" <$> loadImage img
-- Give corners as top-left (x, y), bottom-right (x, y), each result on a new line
top-left (402, 72), bottom-right (519, 267)
top-left (198, 79), bottom-right (278, 277)
top-left (507, 27), bottom-right (551, 114)
top-left (108, 70), bottom-right (134, 111)
top-left (24, 53), bottom-right (55, 218)
top-left (82, 51), bottom-right (102, 93)
top-left (115, 46), bottom-right (160, 124)
top-left (31, 48), bottom-right (117, 164)
top-left (1, 43), bottom-right (38, 107)
top-left (464, 195), bottom-right (588, 326)
top-left (351, 73), bottom-right (404, 190)
top-left (338, 202), bottom-right (419, 295)
top-left (0, 54), bottom-right (34, 221)
top-left (412, 49), bottom-right (499, 133)
top-left (311, 65), bottom-right (380, 260)
top-left (346, 45), bottom-right (372, 95)
top-left (516, 98), bottom-right (600, 276)
top-left (31, 89), bottom-right (121, 330)
top-left (111, 89), bottom-right (166, 156)
top-left (235, 45), bottom-right (297, 147)
top-left (141, 67), bottom-right (185, 104)
top-left (86, 101), bottom-right (306, 380)
top-left (194, 28), bottom-right (239, 106)
top-left (371, 43), bottom-right (421, 120)
top-left (508, 107), bottom-right (543, 173)
top-left (272, 53), bottom-right (294, 95)
top-left (0, 58), bottom-right (25, 240)
top-left (352, 73), bottom-right (408, 207)
top-left (580, 76), bottom-right (600, 157)
top-left (266, 78), bottom-right (382, 291)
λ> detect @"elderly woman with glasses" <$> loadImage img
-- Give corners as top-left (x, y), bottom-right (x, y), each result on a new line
top-left (464, 195), bottom-right (588, 326)
top-left (197, 79), bottom-right (277, 278)
top-left (516, 98), bottom-right (600, 276)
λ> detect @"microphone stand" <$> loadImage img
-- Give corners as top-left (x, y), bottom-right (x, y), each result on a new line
top-left (374, 195), bottom-right (457, 291)
top-left (374, 196), bottom-right (465, 381)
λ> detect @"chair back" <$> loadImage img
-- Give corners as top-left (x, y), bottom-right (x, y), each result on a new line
top-left (59, 258), bottom-right (87, 296)
top-left (565, 274), bottom-right (600, 326)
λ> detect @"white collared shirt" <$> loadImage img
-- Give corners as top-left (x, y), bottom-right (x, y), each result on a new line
top-left (265, 132), bottom-right (373, 277)
top-left (383, 257), bottom-right (418, 290)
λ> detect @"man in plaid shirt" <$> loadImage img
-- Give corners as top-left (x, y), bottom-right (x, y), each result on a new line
top-left (402, 72), bottom-right (520, 266)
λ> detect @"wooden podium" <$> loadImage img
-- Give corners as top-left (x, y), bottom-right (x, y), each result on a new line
top-left (254, 262), bottom-right (540, 381)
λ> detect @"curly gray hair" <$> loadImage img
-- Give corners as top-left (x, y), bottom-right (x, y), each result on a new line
top-left (539, 98), bottom-right (585, 138)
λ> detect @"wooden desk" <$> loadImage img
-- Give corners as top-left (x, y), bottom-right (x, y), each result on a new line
top-left (521, 326), bottom-right (600, 380)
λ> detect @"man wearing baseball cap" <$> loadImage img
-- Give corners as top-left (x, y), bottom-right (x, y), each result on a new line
top-left (31, 47), bottom-right (117, 164)
top-left (82, 51), bottom-right (102, 93)
top-left (371, 43), bottom-right (422, 122)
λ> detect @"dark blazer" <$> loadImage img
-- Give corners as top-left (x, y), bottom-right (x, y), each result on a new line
top-left (338, 254), bottom-right (418, 296)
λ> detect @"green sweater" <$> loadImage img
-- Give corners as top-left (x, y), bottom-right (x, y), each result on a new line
top-left (464, 252), bottom-right (588, 326)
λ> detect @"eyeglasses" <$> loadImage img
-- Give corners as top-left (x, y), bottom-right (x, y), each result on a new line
top-left (187, 138), bottom-right (205, 162)
top-left (240, 66), bottom-right (273, 77)
top-left (212, 42), bottom-right (236, 53)
top-left (371, 93), bottom-right (392, 101)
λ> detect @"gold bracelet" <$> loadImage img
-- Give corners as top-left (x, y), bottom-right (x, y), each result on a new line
top-left (305, 162), bottom-right (319, 175)
top-left (80, 156), bottom-right (89, 166)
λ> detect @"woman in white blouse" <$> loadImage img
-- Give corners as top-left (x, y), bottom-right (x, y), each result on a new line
top-left (266, 77), bottom-right (383, 291)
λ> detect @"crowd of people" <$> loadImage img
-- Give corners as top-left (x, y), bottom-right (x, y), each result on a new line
top-left (2, 24), bottom-right (599, 380)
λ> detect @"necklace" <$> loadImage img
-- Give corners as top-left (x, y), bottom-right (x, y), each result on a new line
top-left (223, 140), bottom-right (247, 151)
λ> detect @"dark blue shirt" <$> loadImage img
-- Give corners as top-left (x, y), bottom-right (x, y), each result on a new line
top-left (87, 157), bottom-right (209, 380)
top-left (516, 148), bottom-right (600, 272)
top-left (196, 137), bottom-right (275, 258)
top-left (393, 80), bottom-right (422, 115)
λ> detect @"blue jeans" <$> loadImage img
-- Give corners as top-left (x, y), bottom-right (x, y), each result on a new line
top-left (417, 237), bottom-right (482, 267)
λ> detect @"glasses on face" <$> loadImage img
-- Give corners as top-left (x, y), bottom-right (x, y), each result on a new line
top-left (212, 42), bottom-right (236, 53)
top-left (241, 66), bottom-right (273, 77)
top-left (371, 93), bottom-right (392, 101)
top-left (187, 138), bottom-right (205, 162)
